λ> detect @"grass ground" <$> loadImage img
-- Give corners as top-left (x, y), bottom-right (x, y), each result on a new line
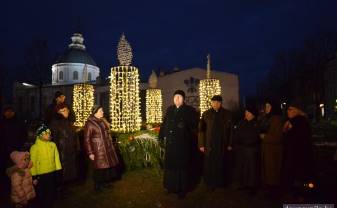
top-left (54, 168), bottom-right (281, 208)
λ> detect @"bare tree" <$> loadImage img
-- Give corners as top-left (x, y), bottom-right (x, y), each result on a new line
top-left (23, 39), bottom-right (53, 119)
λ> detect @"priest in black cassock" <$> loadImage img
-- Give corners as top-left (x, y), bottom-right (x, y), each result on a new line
top-left (159, 90), bottom-right (198, 199)
top-left (198, 95), bottom-right (233, 190)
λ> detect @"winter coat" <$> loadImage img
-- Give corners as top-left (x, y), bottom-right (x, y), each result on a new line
top-left (282, 115), bottom-right (315, 186)
top-left (198, 107), bottom-right (232, 187)
top-left (260, 114), bottom-right (284, 186)
top-left (233, 119), bottom-right (260, 187)
top-left (159, 104), bottom-right (199, 170)
top-left (49, 114), bottom-right (79, 182)
top-left (7, 152), bottom-right (36, 206)
top-left (198, 107), bottom-right (232, 152)
top-left (30, 139), bottom-right (62, 176)
top-left (84, 116), bottom-right (119, 169)
top-left (159, 104), bottom-right (199, 193)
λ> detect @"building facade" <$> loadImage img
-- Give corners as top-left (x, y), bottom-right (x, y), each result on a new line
top-left (51, 33), bottom-right (100, 85)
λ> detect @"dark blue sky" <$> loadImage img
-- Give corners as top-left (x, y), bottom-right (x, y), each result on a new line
top-left (2, 0), bottom-right (337, 96)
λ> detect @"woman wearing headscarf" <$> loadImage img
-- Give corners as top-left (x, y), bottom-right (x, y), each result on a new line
top-left (233, 104), bottom-right (260, 194)
top-left (84, 105), bottom-right (119, 192)
top-left (282, 99), bottom-right (315, 201)
top-left (259, 100), bottom-right (284, 195)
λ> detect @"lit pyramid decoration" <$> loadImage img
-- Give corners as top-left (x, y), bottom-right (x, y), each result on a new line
top-left (199, 54), bottom-right (221, 116)
top-left (110, 33), bottom-right (141, 132)
top-left (146, 70), bottom-right (163, 124)
top-left (73, 64), bottom-right (95, 127)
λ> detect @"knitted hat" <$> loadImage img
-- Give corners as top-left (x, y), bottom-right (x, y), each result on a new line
top-left (211, 95), bottom-right (222, 102)
top-left (173, 90), bottom-right (185, 99)
top-left (36, 124), bottom-right (50, 136)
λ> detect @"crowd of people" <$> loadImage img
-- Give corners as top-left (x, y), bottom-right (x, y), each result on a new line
top-left (0, 91), bottom-right (120, 207)
top-left (0, 89), bottom-right (318, 207)
top-left (159, 90), bottom-right (316, 202)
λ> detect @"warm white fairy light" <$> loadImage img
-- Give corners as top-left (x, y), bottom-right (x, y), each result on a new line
top-left (146, 89), bottom-right (162, 124)
top-left (199, 79), bottom-right (221, 116)
top-left (199, 54), bottom-right (221, 116)
top-left (73, 83), bottom-right (94, 127)
top-left (117, 33), bottom-right (133, 66)
top-left (110, 66), bottom-right (142, 132)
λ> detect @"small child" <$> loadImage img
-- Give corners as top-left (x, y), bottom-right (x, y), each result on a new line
top-left (7, 151), bottom-right (36, 207)
top-left (30, 124), bottom-right (62, 208)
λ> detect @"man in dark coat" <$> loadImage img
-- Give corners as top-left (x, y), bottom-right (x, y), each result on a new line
top-left (45, 91), bottom-right (75, 124)
top-left (159, 90), bottom-right (198, 198)
top-left (49, 103), bottom-right (79, 184)
top-left (198, 95), bottom-right (232, 190)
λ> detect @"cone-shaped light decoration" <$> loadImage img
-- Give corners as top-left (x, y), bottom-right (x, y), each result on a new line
top-left (146, 70), bottom-right (162, 124)
top-left (117, 33), bottom-right (133, 66)
top-left (73, 64), bottom-right (95, 127)
top-left (199, 54), bottom-right (221, 116)
top-left (110, 34), bottom-right (141, 132)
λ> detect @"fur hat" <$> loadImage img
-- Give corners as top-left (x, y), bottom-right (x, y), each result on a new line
top-left (173, 90), bottom-right (185, 99)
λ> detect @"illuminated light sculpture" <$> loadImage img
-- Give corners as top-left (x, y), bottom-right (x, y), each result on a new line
top-left (199, 54), bottom-right (221, 116)
top-left (110, 34), bottom-right (142, 132)
top-left (146, 71), bottom-right (163, 124)
top-left (73, 64), bottom-right (95, 127)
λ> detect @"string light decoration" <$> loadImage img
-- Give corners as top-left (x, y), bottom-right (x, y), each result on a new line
top-left (199, 54), bottom-right (222, 116)
top-left (73, 83), bottom-right (94, 127)
top-left (146, 71), bottom-right (162, 124)
top-left (117, 33), bottom-right (133, 66)
top-left (73, 64), bottom-right (95, 127)
top-left (110, 34), bottom-right (142, 132)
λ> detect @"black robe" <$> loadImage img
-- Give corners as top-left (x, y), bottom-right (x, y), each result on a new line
top-left (282, 115), bottom-right (315, 188)
top-left (198, 107), bottom-right (232, 188)
top-left (233, 119), bottom-right (260, 188)
top-left (159, 104), bottom-right (198, 193)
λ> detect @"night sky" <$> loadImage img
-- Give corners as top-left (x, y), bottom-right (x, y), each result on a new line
top-left (2, 0), bottom-right (337, 97)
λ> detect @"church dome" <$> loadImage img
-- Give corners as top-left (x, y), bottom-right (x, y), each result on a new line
top-left (56, 33), bottom-right (97, 66)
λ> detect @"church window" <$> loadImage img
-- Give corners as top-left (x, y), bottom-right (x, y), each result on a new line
top-left (59, 71), bottom-right (64, 80)
top-left (88, 72), bottom-right (92, 81)
top-left (73, 71), bottom-right (78, 80)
